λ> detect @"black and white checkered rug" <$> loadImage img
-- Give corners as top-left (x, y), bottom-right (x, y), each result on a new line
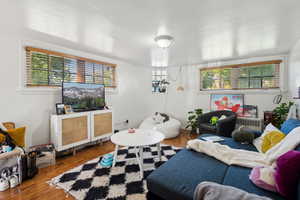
top-left (49, 144), bottom-right (181, 200)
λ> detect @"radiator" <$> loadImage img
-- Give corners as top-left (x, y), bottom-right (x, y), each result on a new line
top-left (236, 117), bottom-right (264, 131)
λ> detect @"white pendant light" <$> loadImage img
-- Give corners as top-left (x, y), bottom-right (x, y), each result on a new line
top-left (154, 35), bottom-right (174, 48)
top-left (176, 66), bottom-right (184, 92)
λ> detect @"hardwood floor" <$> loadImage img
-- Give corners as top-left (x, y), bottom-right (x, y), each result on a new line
top-left (0, 131), bottom-right (197, 200)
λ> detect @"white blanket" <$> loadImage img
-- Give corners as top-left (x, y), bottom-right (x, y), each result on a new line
top-left (187, 127), bottom-right (300, 168)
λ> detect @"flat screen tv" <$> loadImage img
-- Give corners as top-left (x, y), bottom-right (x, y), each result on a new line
top-left (62, 82), bottom-right (105, 112)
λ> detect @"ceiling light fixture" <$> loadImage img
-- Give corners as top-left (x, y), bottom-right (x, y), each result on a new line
top-left (154, 35), bottom-right (174, 48)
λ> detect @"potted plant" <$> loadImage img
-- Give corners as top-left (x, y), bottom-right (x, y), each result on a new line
top-left (272, 101), bottom-right (294, 128)
top-left (186, 108), bottom-right (203, 134)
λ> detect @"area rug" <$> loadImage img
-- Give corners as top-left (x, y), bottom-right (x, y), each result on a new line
top-left (49, 144), bottom-right (181, 200)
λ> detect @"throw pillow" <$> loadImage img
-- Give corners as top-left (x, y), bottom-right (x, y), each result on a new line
top-left (274, 150), bottom-right (300, 200)
top-left (219, 115), bottom-right (227, 120)
top-left (0, 123), bottom-right (7, 131)
top-left (153, 112), bottom-right (164, 124)
top-left (249, 166), bottom-right (277, 192)
top-left (253, 123), bottom-right (281, 153)
top-left (232, 126), bottom-right (255, 144)
top-left (210, 116), bottom-right (219, 125)
top-left (0, 127), bottom-right (26, 147)
top-left (280, 119), bottom-right (300, 134)
top-left (240, 127), bottom-right (262, 138)
top-left (261, 131), bottom-right (285, 153)
top-left (153, 112), bottom-right (170, 124)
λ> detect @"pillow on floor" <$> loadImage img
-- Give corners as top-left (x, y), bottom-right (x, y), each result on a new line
top-left (249, 166), bottom-right (277, 192)
top-left (274, 150), bottom-right (300, 200)
top-left (261, 131), bottom-right (285, 153)
top-left (253, 123), bottom-right (281, 153)
top-left (280, 119), bottom-right (300, 134)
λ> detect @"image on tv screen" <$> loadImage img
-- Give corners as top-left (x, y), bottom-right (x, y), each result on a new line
top-left (63, 83), bottom-right (105, 111)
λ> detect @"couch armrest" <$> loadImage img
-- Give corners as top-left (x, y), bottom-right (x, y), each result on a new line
top-left (216, 115), bottom-right (237, 137)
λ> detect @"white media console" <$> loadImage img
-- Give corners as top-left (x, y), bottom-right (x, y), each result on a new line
top-left (51, 109), bottom-right (113, 152)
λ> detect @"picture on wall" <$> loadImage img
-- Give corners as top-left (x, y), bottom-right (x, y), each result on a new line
top-left (210, 94), bottom-right (244, 116)
top-left (240, 105), bottom-right (258, 118)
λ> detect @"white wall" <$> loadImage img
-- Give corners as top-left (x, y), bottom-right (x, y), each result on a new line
top-left (0, 0), bottom-right (154, 147)
top-left (288, 38), bottom-right (300, 99)
top-left (149, 55), bottom-right (289, 127)
top-left (0, 33), bottom-right (153, 147)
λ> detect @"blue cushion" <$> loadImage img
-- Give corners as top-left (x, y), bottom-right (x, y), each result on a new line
top-left (280, 119), bottom-right (300, 134)
top-left (222, 166), bottom-right (285, 200)
top-left (147, 148), bottom-right (229, 200)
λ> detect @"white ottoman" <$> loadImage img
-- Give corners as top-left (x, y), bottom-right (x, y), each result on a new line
top-left (139, 116), bottom-right (181, 139)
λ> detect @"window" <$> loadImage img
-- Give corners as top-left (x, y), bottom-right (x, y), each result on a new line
top-left (152, 67), bottom-right (168, 93)
top-left (26, 47), bottom-right (116, 88)
top-left (200, 60), bottom-right (281, 91)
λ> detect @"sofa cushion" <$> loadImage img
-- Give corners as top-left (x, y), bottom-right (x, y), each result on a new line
top-left (147, 134), bottom-right (259, 200)
top-left (147, 148), bottom-right (229, 200)
top-left (222, 166), bottom-right (284, 200)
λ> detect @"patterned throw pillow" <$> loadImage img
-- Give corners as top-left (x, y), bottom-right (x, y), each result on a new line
top-left (253, 123), bottom-right (281, 153)
top-left (261, 131), bottom-right (285, 153)
top-left (249, 166), bottom-right (277, 192)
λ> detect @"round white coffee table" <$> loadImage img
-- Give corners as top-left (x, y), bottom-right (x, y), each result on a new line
top-left (110, 129), bottom-right (165, 178)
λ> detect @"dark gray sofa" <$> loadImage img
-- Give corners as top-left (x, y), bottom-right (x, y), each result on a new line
top-left (147, 134), bottom-right (300, 200)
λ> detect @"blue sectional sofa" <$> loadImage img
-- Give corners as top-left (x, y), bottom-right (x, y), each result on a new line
top-left (147, 134), bottom-right (300, 200)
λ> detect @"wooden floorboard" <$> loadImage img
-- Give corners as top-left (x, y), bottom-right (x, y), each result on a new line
top-left (0, 131), bottom-right (197, 200)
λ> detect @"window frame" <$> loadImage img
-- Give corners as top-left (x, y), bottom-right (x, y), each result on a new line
top-left (152, 67), bottom-right (168, 93)
top-left (199, 60), bottom-right (282, 91)
top-left (25, 47), bottom-right (117, 88)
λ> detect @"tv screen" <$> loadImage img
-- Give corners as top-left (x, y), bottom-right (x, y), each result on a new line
top-left (63, 82), bottom-right (105, 112)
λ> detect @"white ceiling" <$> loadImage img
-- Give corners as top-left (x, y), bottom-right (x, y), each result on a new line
top-left (12, 0), bottom-right (300, 66)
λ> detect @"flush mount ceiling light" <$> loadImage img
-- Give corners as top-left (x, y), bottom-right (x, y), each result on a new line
top-left (154, 35), bottom-right (174, 48)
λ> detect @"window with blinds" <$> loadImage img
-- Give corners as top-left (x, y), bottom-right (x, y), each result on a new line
top-left (25, 47), bottom-right (116, 88)
top-left (200, 60), bottom-right (281, 91)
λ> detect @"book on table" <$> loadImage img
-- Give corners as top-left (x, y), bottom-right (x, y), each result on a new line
top-left (201, 136), bottom-right (224, 142)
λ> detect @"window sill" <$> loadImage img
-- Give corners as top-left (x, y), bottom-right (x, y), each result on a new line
top-left (198, 88), bottom-right (284, 95)
top-left (16, 87), bottom-right (61, 95)
top-left (17, 86), bottom-right (119, 95)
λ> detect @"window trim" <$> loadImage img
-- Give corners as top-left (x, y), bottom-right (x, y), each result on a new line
top-left (25, 46), bottom-right (117, 88)
top-left (199, 60), bottom-right (282, 91)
